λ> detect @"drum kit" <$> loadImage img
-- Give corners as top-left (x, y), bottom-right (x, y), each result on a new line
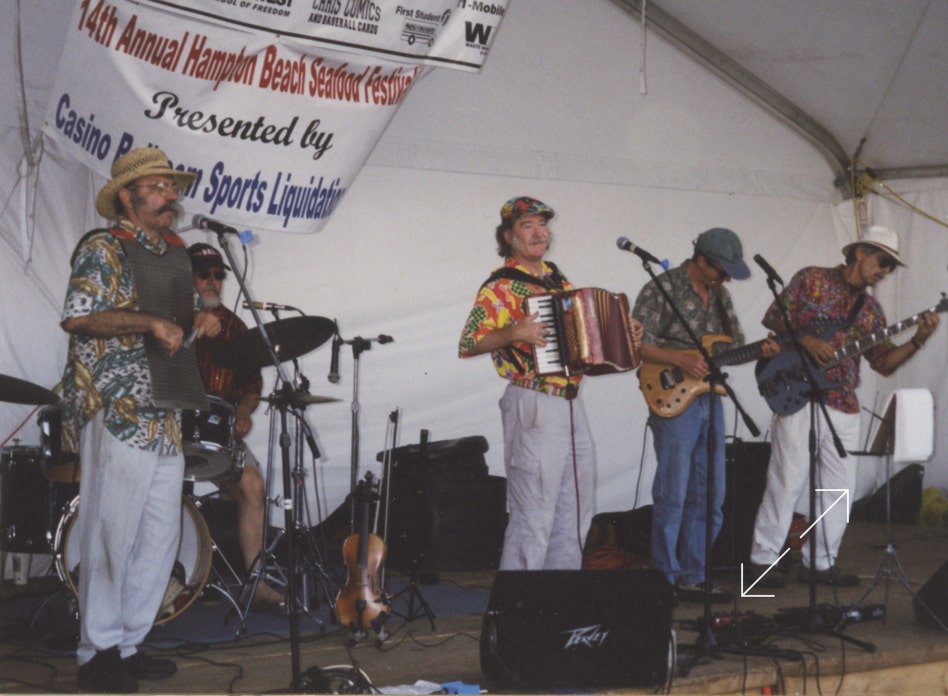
top-left (0, 313), bottom-right (341, 631)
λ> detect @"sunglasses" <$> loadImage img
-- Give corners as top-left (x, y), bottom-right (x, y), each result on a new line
top-left (877, 254), bottom-right (898, 271)
top-left (196, 269), bottom-right (226, 281)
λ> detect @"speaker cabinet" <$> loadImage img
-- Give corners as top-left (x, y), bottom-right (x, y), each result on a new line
top-left (480, 569), bottom-right (674, 690)
top-left (915, 559), bottom-right (948, 629)
top-left (378, 434), bottom-right (506, 573)
top-left (713, 439), bottom-right (770, 568)
top-left (383, 475), bottom-right (506, 572)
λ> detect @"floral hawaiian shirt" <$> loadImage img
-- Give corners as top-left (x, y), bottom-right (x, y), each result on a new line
top-left (459, 258), bottom-right (582, 396)
top-left (763, 265), bottom-right (893, 414)
top-left (60, 227), bottom-right (182, 455)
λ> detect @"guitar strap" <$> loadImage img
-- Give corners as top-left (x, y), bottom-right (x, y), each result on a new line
top-left (479, 261), bottom-right (568, 375)
top-left (714, 291), bottom-right (734, 340)
top-left (845, 293), bottom-right (866, 326)
top-left (480, 260), bottom-right (568, 292)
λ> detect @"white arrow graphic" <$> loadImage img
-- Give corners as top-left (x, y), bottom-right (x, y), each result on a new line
top-left (741, 489), bottom-right (850, 597)
top-left (741, 550), bottom-right (791, 597)
top-left (799, 489), bottom-right (850, 539)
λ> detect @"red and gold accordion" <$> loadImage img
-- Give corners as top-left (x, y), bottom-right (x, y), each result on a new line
top-left (524, 287), bottom-right (641, 376)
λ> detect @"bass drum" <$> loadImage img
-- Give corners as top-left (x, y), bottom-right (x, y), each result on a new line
top-left (54, 495), bottom-right (212, 625)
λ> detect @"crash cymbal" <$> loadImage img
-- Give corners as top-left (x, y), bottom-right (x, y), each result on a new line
top-left (214, 316), bottom-right (336, 370)
top-left (262, 392), bottom-right (341, 405)
top-left (0, 373), bottom-right (60, 405)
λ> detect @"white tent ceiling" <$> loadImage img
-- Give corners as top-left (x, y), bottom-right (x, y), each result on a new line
top-left (608, 0), bottom-right (948, 194)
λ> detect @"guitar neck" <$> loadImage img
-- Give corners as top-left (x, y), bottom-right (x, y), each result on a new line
top-left (825, 312), bottom-right (925, 369)
top-left (711, 323), bottom-right (827, 368)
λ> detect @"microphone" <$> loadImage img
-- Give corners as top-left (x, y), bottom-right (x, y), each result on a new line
top-left (242, 300), bottom-right (297, 312)
top-left (616, 237), bottom-right (662, 265)
top-left (753, 254), bottom-right (784, 285)
top-left (328, 334), bottom-right (341, 384)
top-left (192, 214), bottom-right (238, 235)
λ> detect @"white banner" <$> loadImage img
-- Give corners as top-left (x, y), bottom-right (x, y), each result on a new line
top-left (42, 0), bottom-right (506, 233)
top-left (142, 0), bottom-right (509, 71)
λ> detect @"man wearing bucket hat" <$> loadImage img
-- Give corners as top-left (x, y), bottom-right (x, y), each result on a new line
top-left (633, 227), bottom-right (779, 603)
top-left (459, 196), bottom-right (642, 570)
top-left (749, 225), bottom-right (939, 589)
top-left (187, 242), bottom-right (285, 608)
top-left (60, 147), bottom-right (221, 692)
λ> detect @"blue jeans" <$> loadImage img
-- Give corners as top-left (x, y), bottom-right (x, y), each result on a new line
top-left (649, 394), bottom-right (725, 586)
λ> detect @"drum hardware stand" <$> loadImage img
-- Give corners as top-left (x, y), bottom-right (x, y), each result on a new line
top-left (187, 486), bottom-right (280, 638)
top-left (387, 558), bottom-right (437, 631)
top-left (214, 231), bottom-right (326, 691)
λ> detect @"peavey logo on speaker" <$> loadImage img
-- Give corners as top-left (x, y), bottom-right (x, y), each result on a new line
top-left (562, 624), bottom-right (609, 649)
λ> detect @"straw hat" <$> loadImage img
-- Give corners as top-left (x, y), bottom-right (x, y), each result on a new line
top-left (95, 148), bottom-right (197, 219)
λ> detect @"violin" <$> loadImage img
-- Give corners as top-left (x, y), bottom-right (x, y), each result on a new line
top-left (334, 472), bottom-right (390, 640)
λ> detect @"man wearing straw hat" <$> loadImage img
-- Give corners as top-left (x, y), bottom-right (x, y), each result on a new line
top-left (60, 147), bottom-right (220, 692)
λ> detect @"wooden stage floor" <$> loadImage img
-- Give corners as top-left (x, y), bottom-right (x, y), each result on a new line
top-left (2, 520), bottom-right (947, 694)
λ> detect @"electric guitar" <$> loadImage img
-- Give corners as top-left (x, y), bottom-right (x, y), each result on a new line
top-left (638, 326), bottom-right (822, 417)
top-left (755, 294), bottom-right (947, 416)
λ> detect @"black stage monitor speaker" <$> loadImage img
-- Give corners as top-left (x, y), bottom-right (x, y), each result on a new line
top-left (713, 439), bottom-right (770, 568)
top-left (480, 569), bottom-right (674, 690)
top-left (915, 558), bottom-right (948, 629)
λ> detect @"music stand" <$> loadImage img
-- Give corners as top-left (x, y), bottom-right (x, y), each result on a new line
top-left (842, 388), bottom-right (947, 632)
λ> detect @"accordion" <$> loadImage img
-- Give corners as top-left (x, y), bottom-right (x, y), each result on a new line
top-left (524, 287), bottom-right (641, 376)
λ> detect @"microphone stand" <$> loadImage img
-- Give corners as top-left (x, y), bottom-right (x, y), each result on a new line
top-left (213, 231), bottom-right (325, 691)
top-left (635, 258), bottom-right (760, 663)
top-left (759, 271), bottom-right (875, 652)
top-left (339, 332), bottom-right (395, 642)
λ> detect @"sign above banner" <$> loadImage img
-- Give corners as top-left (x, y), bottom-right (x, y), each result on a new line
top-left (42, 0), bottom-right (509, 234)
top-left (142, 0), bottom-right (508, 71)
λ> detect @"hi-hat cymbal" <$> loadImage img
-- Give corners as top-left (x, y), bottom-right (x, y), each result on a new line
top-left (214, 316), bottom-right (336, 370)
top-left (262, 392), bottom-right (341, 406)
top-left (0, 373), bottom-right (60, 405)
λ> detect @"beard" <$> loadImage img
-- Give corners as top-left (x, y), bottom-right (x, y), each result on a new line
top-left (199, 291), bottom-right (222, 309)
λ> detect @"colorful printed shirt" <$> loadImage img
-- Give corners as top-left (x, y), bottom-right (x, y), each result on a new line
top-left (459, 258), bottom-right (582, 397)
top-left (195, 305), bottom-right (263, 404)
top-left (633, 262), bottom-right (746, 353)
top-left (60, 227), bottom-right (182, 456)
top-left (763, 265), bottom-right (893, 414)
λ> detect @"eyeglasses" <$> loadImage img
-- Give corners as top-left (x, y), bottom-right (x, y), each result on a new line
top-left (196, 269), bottom-right (226, 281)
top-left (129, 181), bottom-right (184, 196)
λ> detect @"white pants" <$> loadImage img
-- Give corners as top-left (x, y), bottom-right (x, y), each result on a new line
top-left (750, 406), bottom-right (860, 571)
top-left (76, 411), bottom-right (184, 664)
top-left (498, 383), bottom-right (595, 571)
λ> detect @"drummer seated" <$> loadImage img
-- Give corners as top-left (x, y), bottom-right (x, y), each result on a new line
top-left (189, 242), bottom-right (285, 609)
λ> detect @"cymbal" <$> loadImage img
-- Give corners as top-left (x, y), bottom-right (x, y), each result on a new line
top-left (262, 392), bottom-right (341, 405)
top-left (0, 373), bottom-right (60, 406)
top-left (214, 316), bottom-right (336, 370)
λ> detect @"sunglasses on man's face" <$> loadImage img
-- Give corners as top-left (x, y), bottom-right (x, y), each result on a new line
top-left (196, 269), bottom-right (226, 281)
top-left (877, 254), bottom-right (898, 271)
